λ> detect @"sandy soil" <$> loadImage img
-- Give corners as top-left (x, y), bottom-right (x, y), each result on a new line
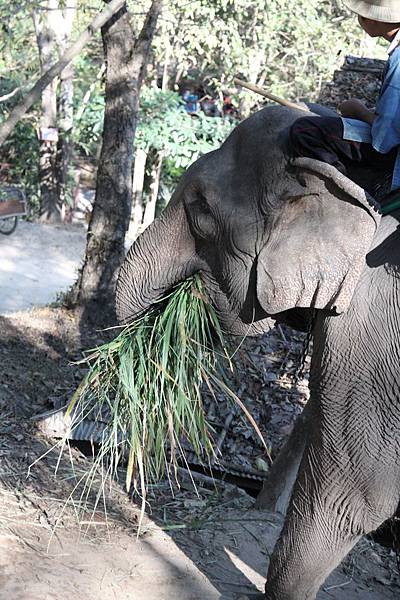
top-left (0, 218), bottom-right (138, 315)
top-left (0, 221), bottom-right (86, 314)
top-left (1, 501), bottom-right (398, 600)
top-left (0, 307), bottom-right (399, 600)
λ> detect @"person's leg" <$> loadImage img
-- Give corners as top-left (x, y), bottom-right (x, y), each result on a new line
top-left (360, 143), bottom-right (398, 199)
top-left (360, 143), bottom-right (397, 170)
top-left (289, 116), bottom-right (364, 174)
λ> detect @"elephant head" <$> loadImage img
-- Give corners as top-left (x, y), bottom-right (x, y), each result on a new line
top-left (116, 106), bottom-right (380, 334)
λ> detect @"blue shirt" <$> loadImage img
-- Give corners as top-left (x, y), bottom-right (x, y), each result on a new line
top-left (341, 32), bottom-right (400, 191)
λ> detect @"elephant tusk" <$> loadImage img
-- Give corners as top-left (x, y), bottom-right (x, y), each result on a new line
top-left (233, 77), bottom-right (310, 113)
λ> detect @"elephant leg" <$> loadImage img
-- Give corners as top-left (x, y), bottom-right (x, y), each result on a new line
top-left (264, 443), bottom-right (399, 600)
top-left (264, 495), bottom-right (360, 599)
top-left (255, 400), bottom-right (311, 514)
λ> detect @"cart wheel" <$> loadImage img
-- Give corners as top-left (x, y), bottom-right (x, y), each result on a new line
top-left (0, 216), bottom-right (18, 235)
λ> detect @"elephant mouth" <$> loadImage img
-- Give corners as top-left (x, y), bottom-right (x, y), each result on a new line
top-left (115, 200), bottom-right (275, 336)
top-left (198, 269), bottom-right (274, 337)
top-left (238, 257), bottom-right (271, 324)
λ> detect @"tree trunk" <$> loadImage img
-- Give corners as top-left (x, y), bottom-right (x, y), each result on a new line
top-left (33, 1), bottom-right (60, 223)
top-left (57, 63), bottom-right (74, 218)
top-left (0, 0), bottom-right (126, 147)
top-left (56, 0), bottom-right (77, 214)
top-left (142, 150), bottom-right (164, 230)
top-left (127, 146), bottom-right (147, 240)
top-left (161, 39), bottom-right (171, 91)
top-left (75, 0), bottom-right (163, 319)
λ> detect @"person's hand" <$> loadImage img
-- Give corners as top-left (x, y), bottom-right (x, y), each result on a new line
top-left (338, 98), bottom-right (367, 118)
top-left (338, 98), bottom-right (375, 124)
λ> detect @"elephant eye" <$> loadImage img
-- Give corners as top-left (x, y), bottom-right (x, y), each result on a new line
top-left (186, 190), bottom-right (217, 241)
top-left (193, 192), bottom-right (212, 215)
top-left (281, 190), bottom-right (318, 204)
top-left (286, 194), bottom-right (306, 204)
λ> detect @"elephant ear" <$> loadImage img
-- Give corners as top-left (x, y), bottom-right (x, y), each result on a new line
top-left (257, 157), bottom-right (381, 315)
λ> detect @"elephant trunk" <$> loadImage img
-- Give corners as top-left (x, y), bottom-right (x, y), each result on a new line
top-left (116, 202), bottom-right (198, 324)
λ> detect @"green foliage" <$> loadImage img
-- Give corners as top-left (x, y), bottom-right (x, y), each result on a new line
top-left (0, 0), bottom-right (390, 217)
top-left (73, 98), bottom-right (104, 156)
top-left (72, 84), bottom-right (235, 181)
top-left (136, 88), bottom-right (235, 169)
top-left (0, 79), bottom-right (40, 212)
top-left (154, 0), bottom-right (386, 114)
top-left (0, 0), bottom-right (104, 210)
top-left (0, 1), bottom-right (41, 210)
top-left (74, 84), bottom-right (235, 163)
top-left (131, 87), bottom-right (236, 211)
top-left (2, 121), bottom-right (40, 213)
top-left (72, 61), bottom-right (105, 156)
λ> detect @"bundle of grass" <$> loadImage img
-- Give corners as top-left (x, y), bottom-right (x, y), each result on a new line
top-left (65, 274), bottom-right (252, 524)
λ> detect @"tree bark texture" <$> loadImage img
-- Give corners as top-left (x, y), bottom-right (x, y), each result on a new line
top-left (56, 0), bottom-right (77, 213)
top-left (76, 0), bottom-right (163, 314)
top-left (0, 0), bottom-right (126, 147)
top-left (161, 38), bottom-right (171, 91)
top-left (33, 1), bottom-right (60, 223)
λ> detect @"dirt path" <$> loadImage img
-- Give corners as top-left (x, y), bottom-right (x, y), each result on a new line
top-left (0, 517), bottom-right (220, 600)
top-left (1, 501), bottom-right (398, 600)
top-left (0, 218), bottom-right (138, 315)
top-left (0, 308), bottom-right (398, 599)
top-left (0, 221), bottom-right (86, 314)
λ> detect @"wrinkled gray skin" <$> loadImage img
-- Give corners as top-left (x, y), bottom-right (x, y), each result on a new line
top-left (116, 105), bottom-right (400, 600)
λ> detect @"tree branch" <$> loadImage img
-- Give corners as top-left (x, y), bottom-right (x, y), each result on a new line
top-left (0, 87), bottom-right (21, 103)
top-left (0, 0), bottom-right (125, 146)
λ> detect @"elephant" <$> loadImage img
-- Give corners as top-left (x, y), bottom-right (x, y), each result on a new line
top-left (115, 104), bottom-right (400, 599)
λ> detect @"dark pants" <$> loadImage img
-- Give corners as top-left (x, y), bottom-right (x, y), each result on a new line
top-left (289, 116), bottom-right (397, 177)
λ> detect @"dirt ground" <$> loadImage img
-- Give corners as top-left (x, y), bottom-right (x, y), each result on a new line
top-left (0, 221), bottom-right (86, 314)
top-left (1, 306), bottom-right (399, 600)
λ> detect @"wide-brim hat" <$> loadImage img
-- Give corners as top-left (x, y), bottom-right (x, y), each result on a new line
top-left (343, 0), bottom-right (400, 22)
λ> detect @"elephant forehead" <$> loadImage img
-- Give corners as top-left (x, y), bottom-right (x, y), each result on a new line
top-left (185, 156), bottom-right (261, 211)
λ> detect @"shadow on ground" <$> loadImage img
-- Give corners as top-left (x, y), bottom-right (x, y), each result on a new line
top-left (0, 308), bottom-right (399, 600)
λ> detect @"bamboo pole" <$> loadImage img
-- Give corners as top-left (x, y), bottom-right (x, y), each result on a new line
top-left (234, 77), bottom-right (310, 113)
